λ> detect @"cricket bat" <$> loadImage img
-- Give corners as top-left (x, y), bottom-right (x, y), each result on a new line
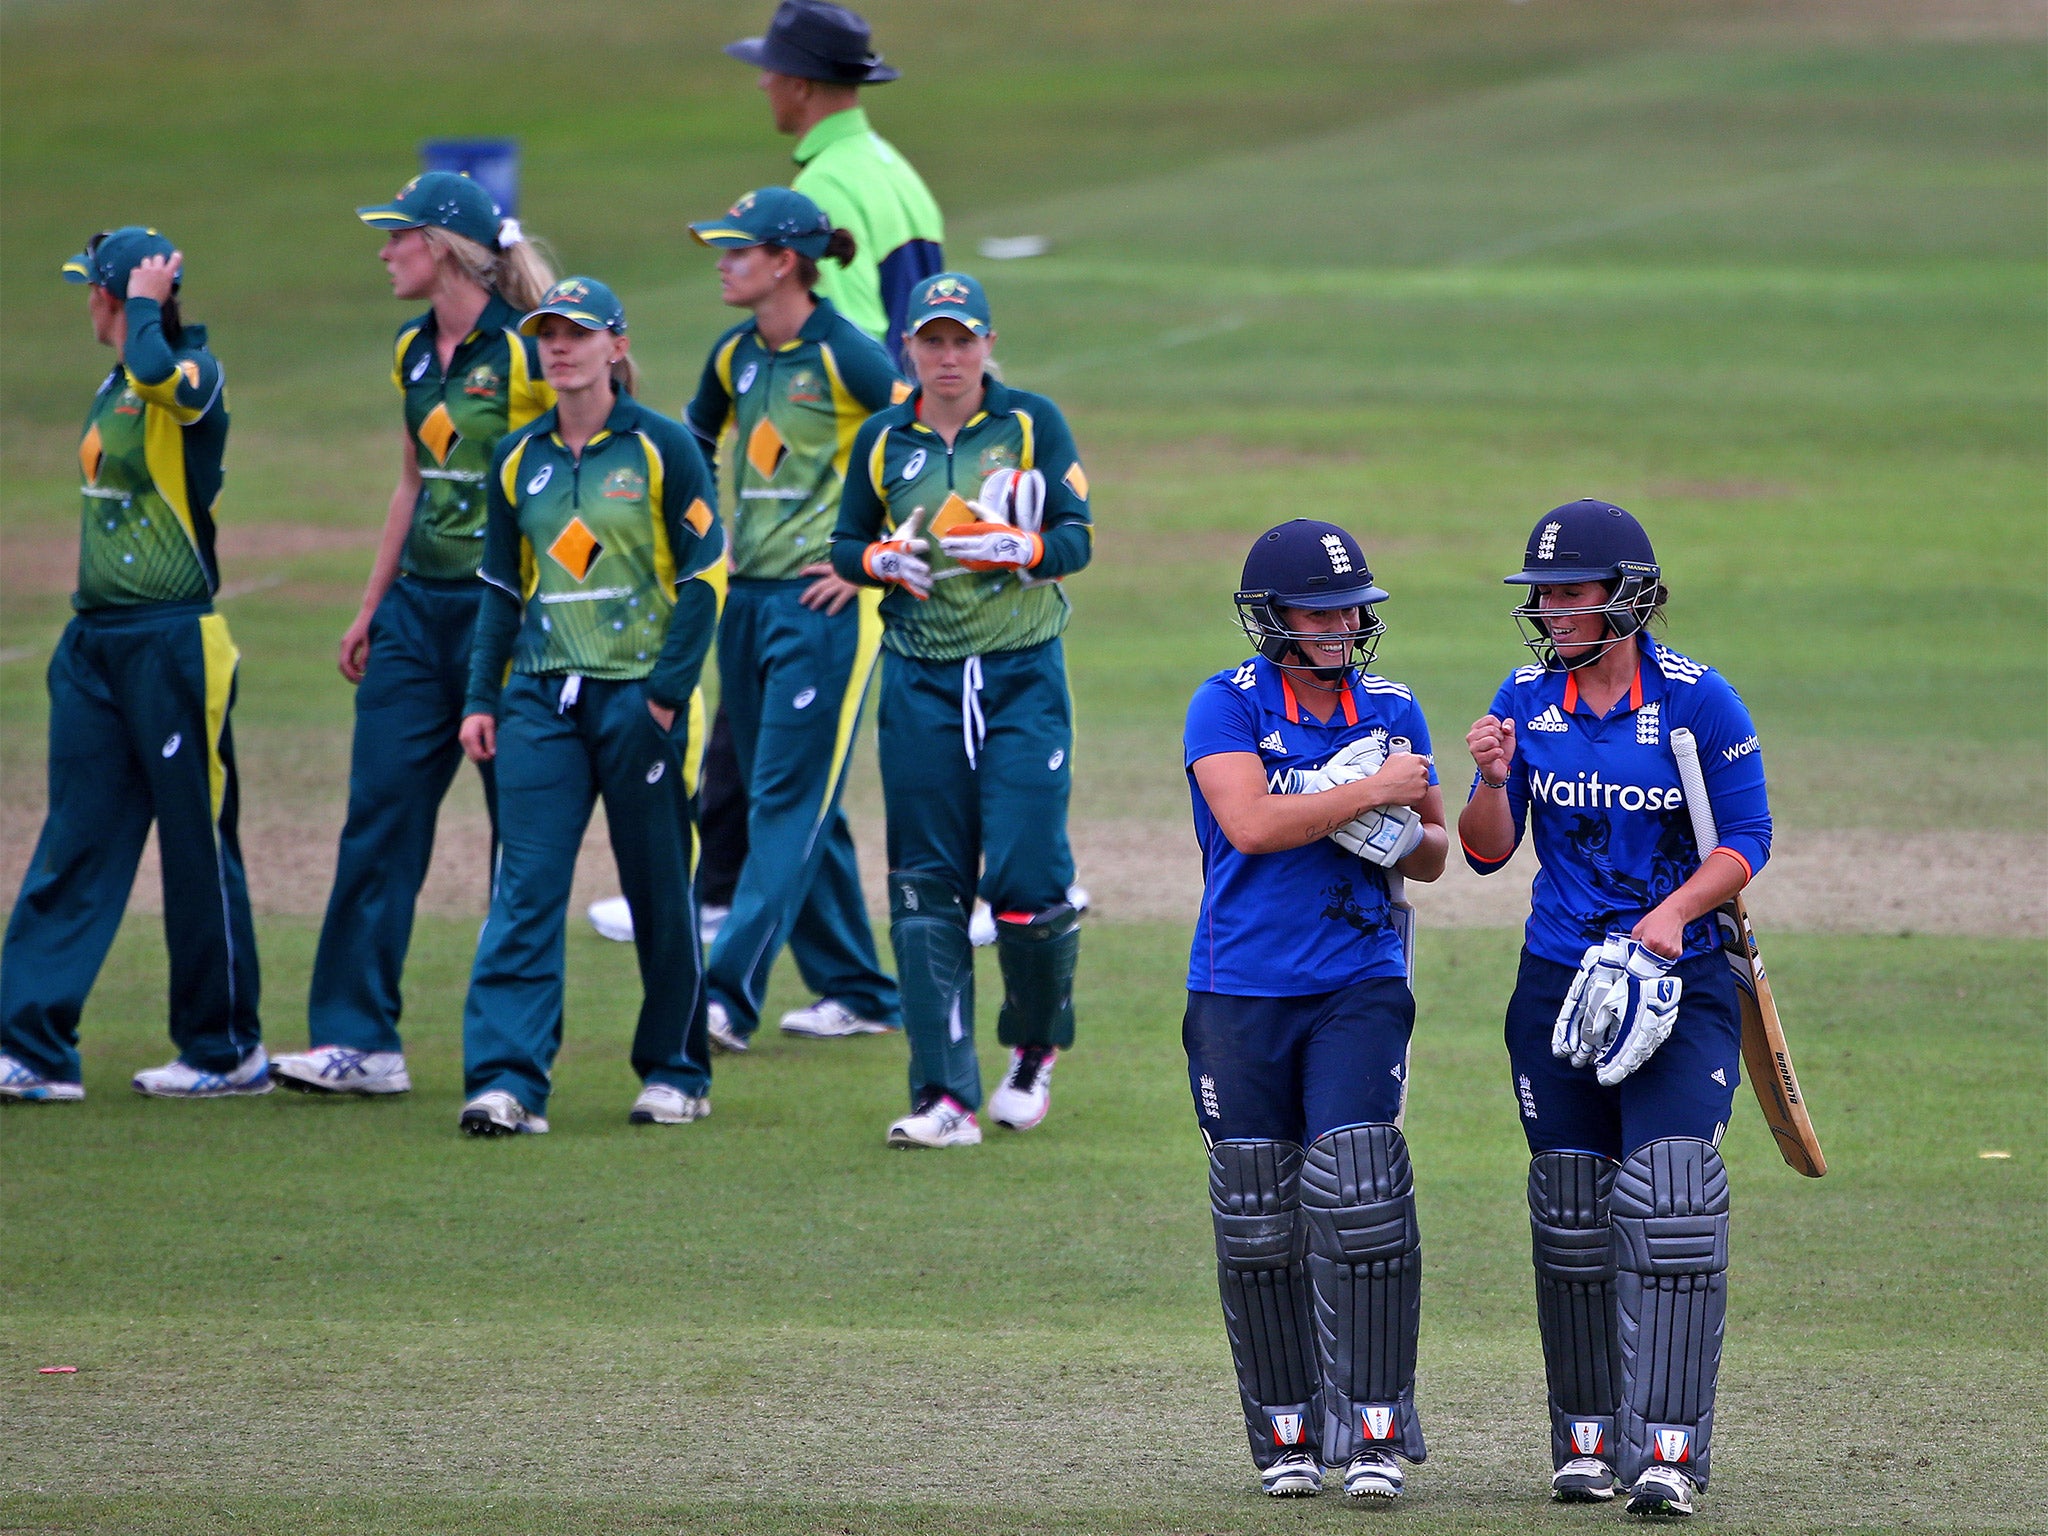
top-left (1669, 728), bottom-right (1827, 1177)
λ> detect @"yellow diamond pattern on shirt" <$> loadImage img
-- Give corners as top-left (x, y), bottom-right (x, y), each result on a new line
top-left (547, 516), bottom-right (604, 581)
top-left (929, 492), bottom-right (976, 537)
top-left (79, 423), bottom-right (103, 486)
top-left (746, 415), bottom-right (788, 480)
top-left (416, 402), bottom-right (459, 466)
top-left (1064, 462), bottom-right (1089, 501)
top-left (684, 497), bottom-right (714, 538)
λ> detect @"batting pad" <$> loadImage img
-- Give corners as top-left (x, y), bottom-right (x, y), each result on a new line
top-left (1210, 1139), bottom-right (1319, 1469)
top-left (1529, 1150), bottom-right (1622, 1468)
top-left (1612, 1137), bottom-right (1729, 1488)
top-left (1301, 1123), bottom-right (1428, 1464)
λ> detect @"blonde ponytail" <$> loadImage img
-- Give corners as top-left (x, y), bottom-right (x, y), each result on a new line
top-left (610, 354), bottom-right (642, 398)
top-left (421, 225), bottom-right (559, 314)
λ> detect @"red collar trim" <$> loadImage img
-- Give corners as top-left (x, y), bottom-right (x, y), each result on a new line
top-left (1278, 673), bottom-right (1358, 726)
top-left (1561, 660), bottom-right (1642, 717)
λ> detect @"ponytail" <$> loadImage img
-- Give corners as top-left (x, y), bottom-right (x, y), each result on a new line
top-left (421, 224), bottom-right (559, 315)
top-left (786, 228), bottom-right (857, 293)
top-left (610, 353), bottom-right (641, 398)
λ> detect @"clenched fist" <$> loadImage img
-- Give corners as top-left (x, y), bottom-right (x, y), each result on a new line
top-left (1467, 714), bottom-right (1516, 787)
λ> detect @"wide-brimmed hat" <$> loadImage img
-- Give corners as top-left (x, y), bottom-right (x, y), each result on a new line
top-left (724, 0), bottom-right (898, 84)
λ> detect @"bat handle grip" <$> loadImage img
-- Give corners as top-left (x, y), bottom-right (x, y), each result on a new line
top-left (1669, 727), bottom-right (1721, 854)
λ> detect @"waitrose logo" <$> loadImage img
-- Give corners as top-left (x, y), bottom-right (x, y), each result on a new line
top-left (1528, 768), bottom-right (1684, 813)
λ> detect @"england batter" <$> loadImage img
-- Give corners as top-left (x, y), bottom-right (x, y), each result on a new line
top-left (1183, 520), bottom-right (1445, 1500)
top-left (274, 171), bottom-right (556, 1096)
top-left (684, 186), bottom-right (903, 1053)
top-left (1, 228), bottom-right (264, 1102)
top-left (1457, 499), bottom-right (1771, 1517)
top-left (831, 272), bottom-right (1090, 1147)
top-left (456, 278), bottom-right (723, 1134)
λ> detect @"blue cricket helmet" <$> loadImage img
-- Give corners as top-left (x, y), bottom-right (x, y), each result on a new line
top-left (1235, 519), bottom-right (1390, 675)
top-left (1505, 500), bottom-right (1664, 670)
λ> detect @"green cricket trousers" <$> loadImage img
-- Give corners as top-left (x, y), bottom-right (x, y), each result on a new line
top-left (309, 575), bottom-right (497, 1053)
top-left (878, 638), bottom-right (1079, 1111)
top-left (462, 673), bottom-right (710, 1114)
top-left (707, 579), bottom-right (898, 1040)
top-left (1, 602), bottom-right (260, 1081)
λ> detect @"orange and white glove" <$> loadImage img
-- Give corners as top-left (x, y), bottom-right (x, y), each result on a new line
top-left (941, 522), bottom-right (1042, 572)
top-left (862, 507), bottom-right (932, 599)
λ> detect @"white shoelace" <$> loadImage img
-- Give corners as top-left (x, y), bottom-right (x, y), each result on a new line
top-left (960, 655), bottom-right (985, 769)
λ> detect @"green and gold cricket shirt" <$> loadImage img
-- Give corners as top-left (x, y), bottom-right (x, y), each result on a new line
top-left (686, 297), bottom-right (903, 582)
top-left (832, 376), bottom-right (1092, 661)
top-left (392, 291), bottom-right (554, 581)
top-left (467, 394), bottom-right (724, 713)
top-left (74, 297), bottom-right (229, 611)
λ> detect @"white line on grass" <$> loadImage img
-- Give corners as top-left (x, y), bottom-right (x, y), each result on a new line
top-left (1024, 312), bottom-right (1250, 383)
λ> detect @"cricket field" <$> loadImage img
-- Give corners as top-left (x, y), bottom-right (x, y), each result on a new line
top-left (2, 2), bottom-right (2042, 1531)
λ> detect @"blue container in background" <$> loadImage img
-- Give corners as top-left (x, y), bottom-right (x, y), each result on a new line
top-left (420, 138), bottom-right (520, 219)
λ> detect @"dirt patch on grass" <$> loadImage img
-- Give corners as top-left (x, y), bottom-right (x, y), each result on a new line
top-left (10, 773), bottom-right (2034, 939)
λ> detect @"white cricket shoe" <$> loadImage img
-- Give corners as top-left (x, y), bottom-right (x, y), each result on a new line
top-left (272, 1045), bottom-right (411, 1096)
top-left (132, 1045), bottom-right (273, 1098)
top-left (1552, 1456), bottom-right (1618, 1502)
top-left (779, 999), bottom-right (893, 1038)
top-left (0, 1053), bottom-right (84, 1103)
top-left (706, 999), bottom-right (749, 1054)
top-left (587, 895), bottom-right (633, 943)
top-left (988, 1044), bottom-right (1056, 1131)
top-left (1260, 1451), bottom-right (1324, 1497)
top-left (459, 1090), bottom-right (548, 1136)
top-left (630, 1083), bottom-right (710, 1125)
top-left (1625, 1465), bottom-right (1696, 1518)
top-left (969, 900), bottom-right (997, 947)
top-left (887, 1091), bottom-right (982, 1149)
top-left (1344, 1449), bottom-right (1404, 1499)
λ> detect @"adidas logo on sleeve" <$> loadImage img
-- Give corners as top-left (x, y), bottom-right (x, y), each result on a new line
top-left (1527, 704), bottom-right (1569, 733)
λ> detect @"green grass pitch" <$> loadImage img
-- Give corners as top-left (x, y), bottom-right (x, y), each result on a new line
top-left (2, 2), bottom-right (2043, 1531)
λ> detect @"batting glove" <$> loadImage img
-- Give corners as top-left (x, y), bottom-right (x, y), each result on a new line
top-left (862, 507), bottom-right (933, 600)
top-left (1554, 933), bottom-right (1630, 1066)
top-left (1592, 941), bottom-right (1682, 1086)
top-left (941, 522), bottom-right (1043, 571)
top-left (972, 468), bottom-right (1046, 533)
top-left (1331, 805), bottom-right (1427, 868)
top-left (1275, 734), bottom-right (1388, 795)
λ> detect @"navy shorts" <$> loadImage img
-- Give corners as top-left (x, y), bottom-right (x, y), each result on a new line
top-left (1183, 978), bottom-right (1414, 1146)
top-left (1505, 946), bottom-right (1742, 1161)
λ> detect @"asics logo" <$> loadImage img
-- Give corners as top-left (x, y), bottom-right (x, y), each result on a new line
top-left (901, 448), bottom-right (927, 481)
top-left (737, 362), bottom-right (758, 394)
top-left (645, 761), bottom-right (665, 784)
top-left (1528, 769), bottom-right (1684, 812)
top-left (408, 353), bottom-right (431, 383)
top-left (792, 687), bottom-right (816, 709)
top-left (526, 464), bottom-right (553, 495)
top-left (161, 732), bottom-right (182, 758)
top-left (1527, 705), bottom-right (1569, 733)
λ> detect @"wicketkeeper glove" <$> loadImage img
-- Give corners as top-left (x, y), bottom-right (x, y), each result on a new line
top-left (1553, 933), bottom-right (1630, 1066)
top-left (1591, 941), bottom-right (1682, 1086)
top-left (972, 467), bottom-right (1046, 533)
top-left (940, 522), bottom-right (1043, 571)
top-left (862, 507), bottom-right (933, 599)
top-left (1331, 805), bottom-right (1427, 868)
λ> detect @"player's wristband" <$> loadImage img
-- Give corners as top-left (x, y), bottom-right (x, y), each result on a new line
top-left (1476, 773), bottom-right (1509, 791)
